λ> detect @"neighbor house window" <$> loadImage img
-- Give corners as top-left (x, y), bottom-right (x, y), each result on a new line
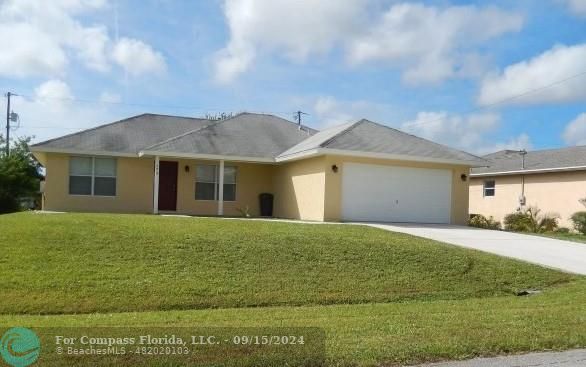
top-left (483, 180), bottom-right (495, 197)
top-left (69, 156), bottom-right (117, 196)
top-left (195, 165), bottom-right (237, 201)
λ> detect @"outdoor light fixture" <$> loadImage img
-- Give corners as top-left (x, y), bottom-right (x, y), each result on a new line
top-left (331, 164), bottom-right (339, 173)
top-left (185, 165), bottom-right (190, 173)
top-left (460, 173), bottom-right (468, 181)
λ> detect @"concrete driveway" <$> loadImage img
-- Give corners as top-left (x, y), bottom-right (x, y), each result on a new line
top-left (362, 223), bottom-right (586, 275)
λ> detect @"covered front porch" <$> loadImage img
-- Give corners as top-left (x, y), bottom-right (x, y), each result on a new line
top-left (149, 155), bottom-right (276, 217)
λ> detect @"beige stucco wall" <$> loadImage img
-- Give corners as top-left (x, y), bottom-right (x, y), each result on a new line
top-left (322, 155), bottom-right (471, 225)
top-left (272, 156), bottom-right (327, 221)
top-left (41, 152), bottom-right (470, 224)
top-left (41, 153), bottom-right (275, 217)
top-left (175, 159), bottom-right (274, 217)
top-left (42, 153), bottom-right (154, 213)
top-left (470, 171), bottom-right (586, 228)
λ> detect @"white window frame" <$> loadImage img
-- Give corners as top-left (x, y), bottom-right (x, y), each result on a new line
top-left (195, 164), bottom-right (237, 202)
top-left (483, 180), bottom-right (495, 197)
top-left (69, 156), bottom-right (117, 197)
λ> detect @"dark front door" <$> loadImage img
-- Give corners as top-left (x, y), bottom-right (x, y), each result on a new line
top-left (158, 161), bottom-right (178, 211)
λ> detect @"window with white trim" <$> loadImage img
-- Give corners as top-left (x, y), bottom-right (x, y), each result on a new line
top-left (195, 165), bottom-right (237, 201)
top-left (483, 180), bottom-right (495, 197)
top-left (69, 156), bottom-right (117, 196)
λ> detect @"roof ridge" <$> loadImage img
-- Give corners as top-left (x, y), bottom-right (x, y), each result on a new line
top-left (140, 112), bottom-right (247, 151)
top-left (242, 112), bottom-right (317, 133)
top-left (31, 113), bottom-right (151, 148)
top-left (320, 120), bottom-right (364, 148)
top-left (359, 119), bottom-right (486, 162)
top-left (142, 112), bottom-right (210, 121)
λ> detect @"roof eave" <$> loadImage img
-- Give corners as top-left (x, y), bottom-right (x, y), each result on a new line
top-left (470, 165), bottom-right (586, 177)
top-left (138, 150), bottom-right (275, 163)
top-left (276, 148), bottom-right (487, 166)
top-left (30, 146), bottom-right (138, 157)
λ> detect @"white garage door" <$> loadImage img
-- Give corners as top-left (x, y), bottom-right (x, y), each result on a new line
top-left (341, 163), bottom-right (452, 223)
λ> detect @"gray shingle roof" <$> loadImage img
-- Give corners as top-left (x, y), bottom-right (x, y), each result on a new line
top-left (32, 113), bottom-right (211, 154)
top-left (141, 112), bottom-right (317, 159)
top-left (278, 119), bottom-right (486, 165)
top-left (32, 112), bottom-right (483, 165)
top-left (471, 146), bottom-right (586, 175)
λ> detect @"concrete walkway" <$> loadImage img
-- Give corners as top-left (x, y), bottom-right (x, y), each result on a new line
top-left (362, 223), bottom-right (586, 275)
top-left (413, 349), bottom-right (586, 367)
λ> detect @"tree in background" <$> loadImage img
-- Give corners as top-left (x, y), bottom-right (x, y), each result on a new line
top-left (0, 135), bottom-right (43, 213)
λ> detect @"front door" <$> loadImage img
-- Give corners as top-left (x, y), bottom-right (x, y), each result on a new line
top-left (158, 161), bottom-right (178, 211)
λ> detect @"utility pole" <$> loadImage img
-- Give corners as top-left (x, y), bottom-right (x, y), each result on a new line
top-left (5, 92), bottom-right (19, 156)
top-left (294, 110), bottom-right (308, 129)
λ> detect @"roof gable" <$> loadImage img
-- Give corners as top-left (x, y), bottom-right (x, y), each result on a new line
top-left (278, 119), bottom-right (486, 165)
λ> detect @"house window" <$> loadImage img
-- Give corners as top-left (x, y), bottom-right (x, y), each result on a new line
top-left (195, 165), bottom-right (237, 201)
top-left (483, 180), bottom-right (495, 197)
top-left (69, 156), bottom-right (117, 196)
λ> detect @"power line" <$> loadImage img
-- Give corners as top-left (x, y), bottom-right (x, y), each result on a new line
top-left (7, 69), bottom-right (586, 132)
top-left (402, 70), bottom-right (586, 130)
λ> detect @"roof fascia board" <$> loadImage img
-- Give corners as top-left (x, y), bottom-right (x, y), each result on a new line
top-left (277, 148), bottom-right (485, 166)
top-left (30, 147), bottom-right (138, 157)
top-left (470, 165), bottom-right (586, 177)
top-left (139, 150), bottom-right (275, 163)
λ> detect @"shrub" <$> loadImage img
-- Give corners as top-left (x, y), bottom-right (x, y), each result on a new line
top-left (504, 206), bottom-right (559, 233)
top-left (504, 211), bottom-right (532, 232)
top-left (570, 211), bottom-right (586, 234)
top-left (468, 214), bottom-right (501, 230)
top-left (555, 227), bottom-right (570, 234)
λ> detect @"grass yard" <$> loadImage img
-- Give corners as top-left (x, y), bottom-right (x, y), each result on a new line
top-left (0, 212), bottom-right (584, 365)
top-left (0, 212), bottom-right (575, 314)
top-left (539, 231), bottom-right (586, 244)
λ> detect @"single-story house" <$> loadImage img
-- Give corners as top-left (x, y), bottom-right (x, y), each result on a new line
top-left (470, 146), bottom-right (586, 228)
top-left (31, 112), bottom-right (485, 224)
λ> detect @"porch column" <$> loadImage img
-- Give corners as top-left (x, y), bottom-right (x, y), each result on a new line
top-left (218, 159), bottom-right (224, 215)
top-left (153, 155), bottom-right (160, 214)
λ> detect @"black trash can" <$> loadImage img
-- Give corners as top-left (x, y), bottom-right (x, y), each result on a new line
top-left (259, 193), bottom-right (274, 217)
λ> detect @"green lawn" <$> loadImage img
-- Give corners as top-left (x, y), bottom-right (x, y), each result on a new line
top-left (1, 281), bottom-right (585, 366)
top-left (539, 231), bottom-right (586, 244)
top-left (0, 212), bottom-right (584, 366)
top-left (0, 212), bottom-right (574, 314)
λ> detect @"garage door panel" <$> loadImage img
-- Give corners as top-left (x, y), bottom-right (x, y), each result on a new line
top-left (341, 163), bottom-right (452, 223)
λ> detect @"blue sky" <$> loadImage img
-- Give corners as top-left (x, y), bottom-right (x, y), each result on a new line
top-left (0, 0), bottom-right (585, 154)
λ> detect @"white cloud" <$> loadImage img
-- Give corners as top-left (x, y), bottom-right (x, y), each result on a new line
top-left (347, 4), bottom-right (523, 85)
top-left (560, 0), bottom-right (586, 17)
top-left (112, 38), bottom-right (167, 76)
top-left (0, 23), bottom-right (68, 77)
top-left (5, 80), bottom-right (121, 143)
top-left (0, 0), bottom-right (165, 78)
top-left (214, 0), bottom-right (367, 84)
top-left (562, 113), bottom-right (586, 145)
top-left (478, 44), bottom-right (586, 106)
top-left (214, 1), bottom-right (523, 84)
top-left (401, 111), bottom-right (531, 154)
top-left (0, 0), bottom-right (110, 76)
top-left (312, 95), bottom-right (394, 128)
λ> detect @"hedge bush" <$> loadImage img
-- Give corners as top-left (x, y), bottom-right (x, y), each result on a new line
top-left (570, 211), bottom-right (586, 234)
top-left (468, 214), bottom-right (501, 230)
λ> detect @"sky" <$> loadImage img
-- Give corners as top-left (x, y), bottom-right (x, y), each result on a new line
top-left (0, 0), bottom-right (585, 155)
